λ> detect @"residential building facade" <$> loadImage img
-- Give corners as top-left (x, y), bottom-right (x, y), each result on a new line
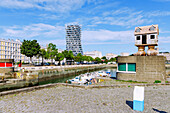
top-left (65, 25), bottom-right (83, 56)
top-left (121, 52), bottom-right (129, 56)
top-left (0, 39), bottom-right (45, 63)
top-left (158, 52), bottom-right (170, 63)
top-left (84, 51), bottom-right (102, 59)
top-left (0, 39), bottom-right (30, 63)
top-left (106, 53), bottom-right (118, 60)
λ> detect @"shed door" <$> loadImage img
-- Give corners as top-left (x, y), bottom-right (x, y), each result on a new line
top-left (142, 35), bottom-right (147, 44)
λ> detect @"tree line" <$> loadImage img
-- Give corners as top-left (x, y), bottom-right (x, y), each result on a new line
top-left (20, 40), bottom-right (116, 65)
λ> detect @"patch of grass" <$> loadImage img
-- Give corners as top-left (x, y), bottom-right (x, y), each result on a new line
top-left (165, 81), bottom-right (169, 83)
top-left (128, 85), bottom-right (131, 87)
top-left (116, 80), bottom-right (147, 83)
top-left (154, 80), bottom-right (161, 83)
top-left (127, 80), bottom-right (133, 82)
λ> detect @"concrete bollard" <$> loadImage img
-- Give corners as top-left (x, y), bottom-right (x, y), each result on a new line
top-left (133, 86), bottom-right (144, 111)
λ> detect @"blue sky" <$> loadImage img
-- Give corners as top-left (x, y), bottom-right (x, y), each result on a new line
top-left (0, 0), bottom-right (170, 55)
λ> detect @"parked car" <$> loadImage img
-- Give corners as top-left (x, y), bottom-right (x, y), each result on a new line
top-left (33, 63), bottom-right (42, 66)
top-left (44, 63), bottom-right (50, 66)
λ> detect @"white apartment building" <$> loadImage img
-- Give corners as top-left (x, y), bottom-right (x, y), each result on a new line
top-left (84, 51), bottom-right (102, 59)
top-left (0, 38), bottom-right (45, 63)
top-left (0, 38), bottom-right (66, 64)
top-left (121, 52), bottom-right (129, 56)
top-left (158, 52), bottom-right (170, 63)
top-left (0, 39), bottom-right (31, 63)
top-left (106, 53), bottom-right (118, 60)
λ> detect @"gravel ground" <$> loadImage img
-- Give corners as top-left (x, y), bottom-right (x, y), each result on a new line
top-left (0, 85), bottom-right (169, 113)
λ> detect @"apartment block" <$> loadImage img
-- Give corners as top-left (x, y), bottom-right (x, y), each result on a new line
top-left (65, 25), bottom-right (83, 56)
top-left (0, 39), bottom-right (30, 62)
top-left (84, 51), bottom-right (102, 59)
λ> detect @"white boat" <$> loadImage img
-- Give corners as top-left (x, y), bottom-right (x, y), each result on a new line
top-left (68, 73), bottom-right (97, 84)
top-left (69, 76), bottom-right (80, 84)
top-left (97, 71), bottom-right (108, 77)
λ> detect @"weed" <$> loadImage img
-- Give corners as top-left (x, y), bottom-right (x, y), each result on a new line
top-left (116, 80), bottom-right (147, 83)
top-left (154, 80), bottom-right (161, 83)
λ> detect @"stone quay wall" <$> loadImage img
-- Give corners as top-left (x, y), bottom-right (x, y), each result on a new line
top-left (0, 64), bottom-right (113, 92)
top-left (36, 64), bottom-right (109, 83)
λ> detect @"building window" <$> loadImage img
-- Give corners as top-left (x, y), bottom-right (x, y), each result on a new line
top-left (136, 36), bottom-right (140, 40)
top-left (135, 28), bottom-right (141, 32)
top-left (118, 63), bottom-right (136, 72)
top-left (128, 63), bottom-right (136, 72)
top-left (149, 26), bottom-right (155, 31)
top-left (150, 35), bottom-right (155, 39)
top-left (118, 63), bottom-right (126, 71)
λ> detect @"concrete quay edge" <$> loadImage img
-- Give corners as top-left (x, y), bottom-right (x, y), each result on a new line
top-left (17, 64), bottom-right (115, 71)
top-left (0, 82), bottom-right (169, 96)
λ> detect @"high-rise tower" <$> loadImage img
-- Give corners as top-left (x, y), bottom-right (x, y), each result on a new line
top-left (65, 25), bottom-right (83, 56)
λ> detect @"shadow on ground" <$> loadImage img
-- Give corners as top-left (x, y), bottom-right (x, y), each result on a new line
top-left (126, 100), bottom-right (133, 109)
top-left (126, 101), bottom-right (168, 113)
top-left (152, 108), bottom-right (167, 113)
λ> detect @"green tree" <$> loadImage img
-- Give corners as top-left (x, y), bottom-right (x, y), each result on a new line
top-left (55, 53), bottom-right (64, 65)
top-left (101, 56), bottom-right (107, 60)
top-left (74, 53), bottom-right (83, 63)
top-left (62, 50), bottom-right (69, 60)
top-left (104, 59), bottom-right (108, 64)
top-left (109, 57), bottom-right (116, 62)
top-left (81, 55), bottom-right (94, 64)
top-left (101, 56), bottom-right (107, 63)
top-left (37, 49), bottom-right (47, 66)
top-left (67, 51), bottom-right (74, 65)
top-left (94, 57), bottom-right (102, 64)
top-left (82, 56), bottom-right (93, 62)
top-left (20, 40), bottom-right (40, 64)
top-left (47, 43), bottom-right (58, 65)
top-left (62, 50), bottom-right (74, 64)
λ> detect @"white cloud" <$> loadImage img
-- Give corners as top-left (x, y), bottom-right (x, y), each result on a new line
top-left (153, 0), bottom-right (170, 2)
top-left (146, 10), bottom-right (170, 17)
top-left (82, 30), bottom-right (134, 44)
top-left (159, 36), bottom-right (170, 43)
top-left (39, 14), bottom-right (61, 20)
top-left (0, 23), bottom-right (65, 40)
top-left (1, 23), bottom-right (169, 47)
top-left (77, 7), bottom-right (151, 28)
top-left (0, 23), bottom-right (135, 46)
top-left (39, 39), bottom-right (66, 47)
top-left (0, 0), bottom-right (92, 12)
top-left (0, 23), bottom-right (67, 47)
